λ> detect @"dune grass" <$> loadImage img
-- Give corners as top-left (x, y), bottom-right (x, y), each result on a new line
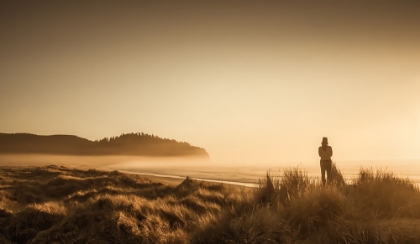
top-left (1, 163), bottom-right (420, 243)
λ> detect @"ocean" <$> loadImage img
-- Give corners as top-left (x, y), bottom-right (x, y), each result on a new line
top-left (104, 158), bottom-right (420, 187)
top-left (1, 154), bottom-right (419, 187)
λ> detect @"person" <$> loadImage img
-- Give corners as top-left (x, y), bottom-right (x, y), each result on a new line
top-left (318, 137), bottom-right (333, 185)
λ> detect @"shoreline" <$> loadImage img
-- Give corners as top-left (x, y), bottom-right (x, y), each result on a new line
top-left (1, 154), bottom-right (419, 187)
top-left (101, 167), bottom-right (259, 188)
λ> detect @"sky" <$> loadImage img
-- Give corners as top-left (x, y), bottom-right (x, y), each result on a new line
top-left (1, 1), bottom-right (419, 163)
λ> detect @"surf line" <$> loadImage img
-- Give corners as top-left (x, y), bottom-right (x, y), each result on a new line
top-left (104, 168), bottom-right (259, 188)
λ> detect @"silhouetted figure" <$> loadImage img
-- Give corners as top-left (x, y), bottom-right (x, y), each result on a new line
top-left (318, 137), bottom-right (333, 185)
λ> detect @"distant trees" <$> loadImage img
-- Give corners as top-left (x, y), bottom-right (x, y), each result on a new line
top-left (0, 133), bottom-right (209, 158)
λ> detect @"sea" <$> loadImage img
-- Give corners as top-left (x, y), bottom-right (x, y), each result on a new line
top-left (103, 158), bottom-right (420, 187)
top-left (1, 154), bottom-right (419, 187)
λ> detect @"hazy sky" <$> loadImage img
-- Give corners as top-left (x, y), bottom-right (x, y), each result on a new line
top-left (1, 1), bottom-right (419, 163)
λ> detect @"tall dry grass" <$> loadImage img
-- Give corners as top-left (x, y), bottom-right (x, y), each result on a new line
top-left (196, 163), bottom-right (420, 244)
top-left (352, 168), bottom-right (420, 218)
top-left (1, 163), bottom-right (420, 243)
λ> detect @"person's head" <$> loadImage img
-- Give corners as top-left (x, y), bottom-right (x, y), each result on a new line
top-left (322, 137), bottom-right (328, 146)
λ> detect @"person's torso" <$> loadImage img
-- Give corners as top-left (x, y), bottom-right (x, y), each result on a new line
top-left (319, 146), bottom-right (332, 160)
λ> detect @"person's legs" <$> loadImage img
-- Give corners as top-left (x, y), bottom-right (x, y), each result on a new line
top-left (325, 160), bottom-right (332, 184)
top-left (320, 161), bottom-right (326, 185)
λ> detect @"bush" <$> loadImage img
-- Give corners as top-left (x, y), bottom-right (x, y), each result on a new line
top-left (352, 168), bottom-right (420, 218)
top-left (330, 162), bottom-right (345, 187)
top-left (284, 187), bottom-right (346, 237)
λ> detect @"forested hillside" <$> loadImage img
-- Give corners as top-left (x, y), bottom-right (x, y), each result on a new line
top-left (0, 133), bottom-right (209, 157)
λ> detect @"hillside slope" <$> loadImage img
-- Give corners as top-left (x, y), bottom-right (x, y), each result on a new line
top-left (0, 133), bottom-right (209, 158)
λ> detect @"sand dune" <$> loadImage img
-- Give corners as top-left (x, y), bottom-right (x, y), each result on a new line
top-left (1, 163), bottom-right (420, 243)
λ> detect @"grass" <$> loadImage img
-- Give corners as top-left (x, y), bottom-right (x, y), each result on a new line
top-left (0, 163), bottom-right (420, 243)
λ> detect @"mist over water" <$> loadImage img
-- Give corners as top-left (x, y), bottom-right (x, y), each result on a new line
top-left (1, 154), bottom-right (419, 186)
top-left (104, 157), bottom-right (420, 186)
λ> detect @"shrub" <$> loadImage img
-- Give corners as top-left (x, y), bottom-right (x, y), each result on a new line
top-left (352, 168), bottom-right (420, 218)
top-left (283, 187), bottom-right (346, 238)
top-left (330, 162), bottom-right (345, 187)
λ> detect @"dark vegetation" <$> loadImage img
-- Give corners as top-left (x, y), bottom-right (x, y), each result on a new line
top-left (0, 133), bottom-right (209, 157)
top-left (1, 164), bottom-right (420, 243)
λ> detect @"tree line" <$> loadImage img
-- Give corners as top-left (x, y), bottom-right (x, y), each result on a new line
top-left (0, 133), bottom-right (209, 157)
